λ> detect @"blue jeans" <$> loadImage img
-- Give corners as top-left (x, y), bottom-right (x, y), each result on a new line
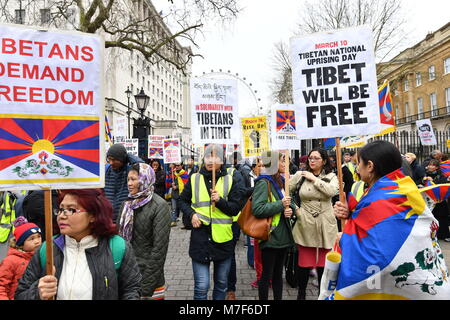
top-left (192, 258), bottom-right (232, 300)
top-left (170, 198), bottom-right (180, 222)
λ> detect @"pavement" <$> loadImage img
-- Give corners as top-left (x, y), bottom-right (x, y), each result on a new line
top-left (163, 221), bottom-right (450, 300)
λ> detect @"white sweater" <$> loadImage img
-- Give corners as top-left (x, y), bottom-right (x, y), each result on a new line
top-left (57, 235), bottom-right (98, 300)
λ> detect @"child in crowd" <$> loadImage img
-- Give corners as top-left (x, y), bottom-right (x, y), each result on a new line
top-left (0, 217), bottom-right (42, 300)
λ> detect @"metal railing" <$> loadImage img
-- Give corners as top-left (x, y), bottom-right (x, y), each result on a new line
top-left (396, 106), bottom-right (450, 126)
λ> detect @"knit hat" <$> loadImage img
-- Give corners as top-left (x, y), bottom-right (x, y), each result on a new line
top-left (13, 216), bottom-right (41, 246)
top-left (107, 143), bottom-right (128, 163)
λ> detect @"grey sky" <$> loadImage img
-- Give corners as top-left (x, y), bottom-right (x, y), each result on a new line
top-left (154, 0), bottom-right (450, 116)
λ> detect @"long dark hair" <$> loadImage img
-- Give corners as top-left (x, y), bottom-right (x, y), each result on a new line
top-left (306, 148), bottom-right (333, 174)
top-left (358, 141), bottom-right (402, 179)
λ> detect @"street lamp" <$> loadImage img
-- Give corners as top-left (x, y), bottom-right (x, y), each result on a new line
top-left (132, 88), bottom-right (151, 161)
top-left (134, 87), bottom-right (150, 119)
top-left (125, 86), bottom-right (132, 138)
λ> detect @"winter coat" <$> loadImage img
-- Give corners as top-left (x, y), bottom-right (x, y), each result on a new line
top-left (15, 235), bottom-right (142, 300)
top-left (0, 248), bottom-right (34, 300)
top-left (410, 160), bottom-right (426, 186)
top-left (104, 153), bottom-right (143, 222)
top-left (118, 193), bottom-right (171, 297)
top-left (153, 169), bottom-right (166, 199)
top-left (251, 176), bottom-right (295, 250)
top-left (290, 170), bottom-right (339, 249)
top-left (178, 165), bottom-right (246, 263)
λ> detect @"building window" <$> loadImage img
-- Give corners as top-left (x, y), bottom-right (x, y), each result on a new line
top-left (40, 9), bottom-right (50, 24)
top-left (137, 71), bottom-right (140, 82)
top-left (15, 9), bottom-right (25, 24)
top-left (417, 98), bottom-right (423, 119)
top-left (405, 102), bottom-right (409, 118)
top-left (404, 80), bottom-right (409, 92)
top-left (430, 93), bottom-right (437, 117)
top-left (429, 65), bottom-right (435, 80)
top-left (130, 66), bottom-right (134, 78)
top-left (415, 72), bottom-right (422, 87)
top-left (445, 57), bottom-right (450, 75)
top-left (445, 87), bottom-right (450, 113)
top-left (395, 105), bottom-right (399, 119)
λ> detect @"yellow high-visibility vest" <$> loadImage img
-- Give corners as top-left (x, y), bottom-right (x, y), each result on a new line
top-left (0, 192), bottom-right (16, 243)
top-left (351, 181), bottom-right (366, 202)
top-left (191, 173), bottom-right (234, 243)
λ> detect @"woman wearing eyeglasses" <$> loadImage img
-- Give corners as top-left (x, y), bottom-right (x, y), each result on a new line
top-left (15, 189), bottom-right (142, 300)
top-left (289, 148), bottom-right (339, 300)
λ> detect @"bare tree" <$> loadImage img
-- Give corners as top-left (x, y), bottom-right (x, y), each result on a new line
top-left (270, 41), bottom-right (293, 104)
top-left (0, 0), bottom-right (241, 72)
top-left (270, 0), bottom-right (407, 102)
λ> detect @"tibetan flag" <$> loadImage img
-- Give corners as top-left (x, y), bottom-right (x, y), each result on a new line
top-left (376, 81), bottom-right (396, 136)
top-left (323, 138), bottom-right (336, 150)
top-left (419, 183), bottom-right (450, 204)
top-left (105, 115), bottom-right (113, 146)
top-left (329, 169), bottom-right (450, 300)
top-left (276, 110), bottom-right (296, 134)
top-left (0, 115), bottom-right (100, 188)
top-left (441, 160), bottom-right (450, 178)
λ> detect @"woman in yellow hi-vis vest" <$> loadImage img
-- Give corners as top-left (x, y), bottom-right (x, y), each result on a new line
top-left (252, 151), bottom-right (296, 300)
top-left (178, 145), bottom-right (246, 300)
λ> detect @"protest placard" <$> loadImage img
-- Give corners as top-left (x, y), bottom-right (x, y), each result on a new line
top-left (241, 116), bottom-right (269, 157)
top-left (116, 137), bottom-right (139, 156)
top-left (114, 116), bottom-right (127, 140)
top-left (290, 25), bottom-right (380, 139)
top-left (271, 105), bottom-right (301, 150)
top-left (190, 78), bottom-right (240, 145)
top-left (416, 119), bottom-right (437, 146)
top-left (163, 138), bottom-right (181, 164)
top-left (148, 135), bottom-right (164, 159)
top-left (0, 24), bottom-right (104, 190)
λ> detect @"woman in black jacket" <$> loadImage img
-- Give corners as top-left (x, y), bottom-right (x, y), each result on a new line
top-left (424, 160), bottom-right (450, 241)
top-left (150, 159), bottom-right (166, 199)
top-left (15, 189), bottom-right (142, 300)
top-left (405, 152), bottom-right (425, 186)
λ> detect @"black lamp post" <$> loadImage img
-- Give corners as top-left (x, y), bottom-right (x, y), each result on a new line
top-left (132, 88), bottom-right (151, 161)
top-left (125, 86), bottom-right (132, 138)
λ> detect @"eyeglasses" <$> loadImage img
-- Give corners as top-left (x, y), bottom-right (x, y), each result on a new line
top-left (54, 208), bottom-right (88, 216)
top-left (308, 157), bottom-right (322, 162)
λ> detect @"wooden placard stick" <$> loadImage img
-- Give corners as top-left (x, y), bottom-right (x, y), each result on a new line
top-left (43, 188), bottom-right (54, 300)
top-left (284, 149), bottom-right (290, 204)
top-left (335, 138), bottom-right (346, 230)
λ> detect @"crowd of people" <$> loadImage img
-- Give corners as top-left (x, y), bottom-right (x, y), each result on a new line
top-left (0, 142), bottom-right (449, 300)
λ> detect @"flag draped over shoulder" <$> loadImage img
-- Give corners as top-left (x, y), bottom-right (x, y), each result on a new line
top-left (330, 169), bottom-right (450, 300)
top-left (165, 169), bottom-right (189, 199)
top-left (441, 161), bottom-right (450, 178)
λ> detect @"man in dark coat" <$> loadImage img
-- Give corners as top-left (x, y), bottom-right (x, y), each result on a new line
top-left (104, 143), bottom-right (143, 223)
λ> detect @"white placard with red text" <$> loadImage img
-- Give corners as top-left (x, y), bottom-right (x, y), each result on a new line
top-left (0, 24), bottom-right (104, 190)
top-left (163, 138), bottom-right (181, 164)
top-left (290, 25), bottom-right (380, 139)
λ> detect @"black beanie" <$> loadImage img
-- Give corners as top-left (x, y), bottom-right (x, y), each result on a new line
top-left (107, 143), bottom-right (128, 163)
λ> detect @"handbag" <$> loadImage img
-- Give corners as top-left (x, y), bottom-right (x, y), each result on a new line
top-left (285, 245), bottom-right (299, 288)
top-left (237, 180), bottom-right (273, 241)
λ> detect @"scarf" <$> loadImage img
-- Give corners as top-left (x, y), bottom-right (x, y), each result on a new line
top-left (255, 174), bottom-right (285, 199)
top-left (119, 163), bottom-right (155, 241)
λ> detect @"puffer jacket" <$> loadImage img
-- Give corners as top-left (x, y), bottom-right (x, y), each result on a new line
top-left (0, 248), bottom-right (34, 300)
top-left (14, 235), bottom-right (142, 300)
top-left (118, 193), bottom-right (171, 297)
top-left (104, 153), bottom-right (143, 222)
